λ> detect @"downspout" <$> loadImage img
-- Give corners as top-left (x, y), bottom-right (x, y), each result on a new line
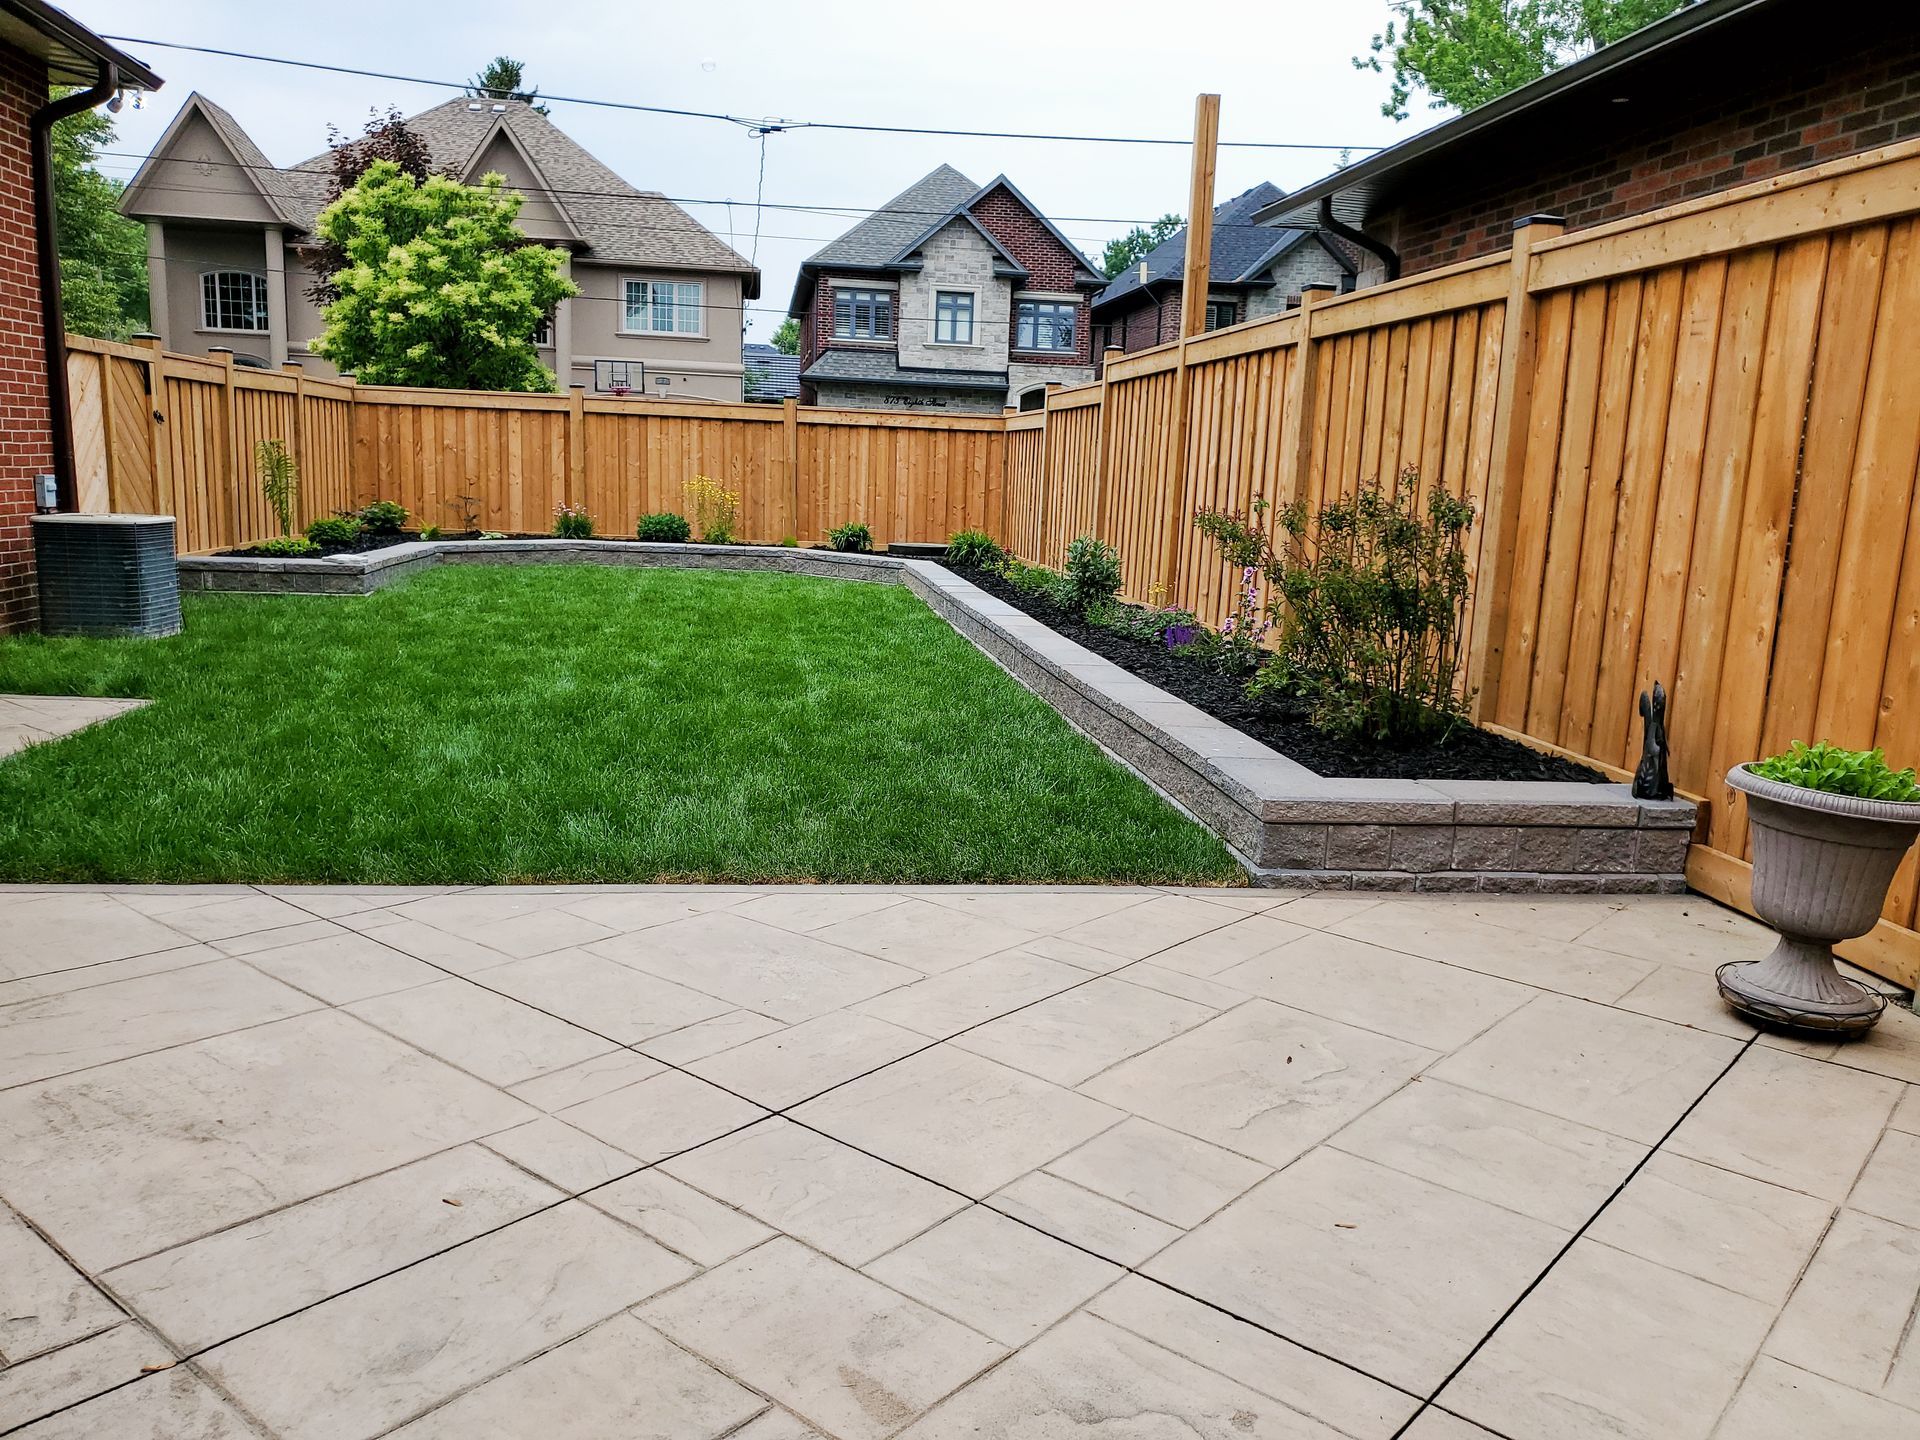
top-left (30, 62), bottom-right (118, 512)
top-left (1318, 195), bottom-right (1400, 285)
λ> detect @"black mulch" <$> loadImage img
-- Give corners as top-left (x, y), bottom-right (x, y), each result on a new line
top-left (948, 561), bottom-right (1607, 784)
top-left (233, 531), bottom-right (416, 558)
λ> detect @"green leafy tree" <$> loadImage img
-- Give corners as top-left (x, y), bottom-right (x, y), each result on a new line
top-left (469, 57), bottom-right (548, 116)
top-left (307, 107), bottom-right (438, 306)
top-left (1356, 0), bottom-right (1690, 120)
top-left (51, 91), bottom-right (147, 339)
top-left (1103, 214), bottom-right (1183, 279)
top-left (310, 161), bottom-right (577, 392)
top-left (769, 317), bottom-right (800, 354)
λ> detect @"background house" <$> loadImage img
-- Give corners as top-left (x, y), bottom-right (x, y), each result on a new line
top-left (789, 166), bottom-right (1106, 413)
top-left (0, 1), bottom-right (158, 635)
top-left (742, 342), bottom-right (800, 403)
top-left (1251, 0), bottom-right (1920, 285)
top-left (121, 94), bottom-right (761, 401)
top-left (1091, 183), bottom-right (1355, 355)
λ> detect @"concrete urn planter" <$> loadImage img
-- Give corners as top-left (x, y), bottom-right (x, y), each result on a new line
top-left (1717, 764), bottom-right (1920, 1033)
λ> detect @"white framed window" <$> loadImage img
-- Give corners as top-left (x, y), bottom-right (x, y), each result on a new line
top-left (200, 270), bottom-right (270, 332)
top-left (833, 288), bottom-right (893, 340)
top-left (1204, 300), bottom-right (1238, 331)
top-left (933, 290), bottom-right (975, 345)
top-left (623, 278), bottom-right (703, 335)
top-left (1015, 300), bottom-right (1076, 353)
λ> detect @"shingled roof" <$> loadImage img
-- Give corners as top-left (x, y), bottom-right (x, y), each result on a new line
top-left (1092, 183), bottom-right (1347, 313)
top-left (128, 92), bottom-right (759, 297)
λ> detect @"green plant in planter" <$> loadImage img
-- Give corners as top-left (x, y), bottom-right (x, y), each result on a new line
top-left (1750, 741), bottom-right (1920, 802)
top-left (356, 500), bottom-right (409, 534)
top-left (826, 522), bottom-right (873, 553)
top-left (946, 529), bottom-right (1004, 566)
top-left (256, 439), bottom-right (298, 537)
top-left (637, 512), bottom-right (692, 542)
top-left (552, 504), bottom-right (594, 539)
top-left (254, 535), bottom-right (319, 557)
top-left (304, 514), bottom-right (363, 548)
top-left (1064, 535), bottom-right (1121, 613)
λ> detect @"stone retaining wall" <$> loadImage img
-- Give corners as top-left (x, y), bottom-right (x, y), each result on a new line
top-left (177, 540), bottom-right (1695, 892)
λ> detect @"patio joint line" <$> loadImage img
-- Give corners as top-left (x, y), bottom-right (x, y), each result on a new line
top-left (1387, 1028), bottom-right (1764, 1440)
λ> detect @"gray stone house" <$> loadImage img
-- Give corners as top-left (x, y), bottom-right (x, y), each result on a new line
top-left (789, 166), bottom-right (1107, 413)
top-left (1090, 183), bottom-right (1357, 355)
top-left (120, 93), bottom-right (760, 401)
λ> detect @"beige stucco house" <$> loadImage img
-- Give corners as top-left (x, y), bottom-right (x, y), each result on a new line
top-left (120, 94), bottom-right (760, 401)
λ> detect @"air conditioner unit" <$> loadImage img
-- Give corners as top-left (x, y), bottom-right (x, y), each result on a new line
top-left (31, 515), bottom-right (181, 637)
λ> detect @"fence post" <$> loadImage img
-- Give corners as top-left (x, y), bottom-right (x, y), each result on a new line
top-left (783, 397), bottom-right (800, 540)
top-left (208, 346), bottom-right (241, 548)
top-left (282, 361), bottom-right (306, 523)
top-left (566, 384), bottom-right (586, 512)
top-left (1466, 213), bottom-right (1565, 722)
top-left (1277, 283), bottom-right (1335, 514)
top-left (1090, 345), bottom-right (1121, 539)
top-left (1157, 336), bottom-right (1194, 598)
top-left (134, 333), bottom-right (169, 516)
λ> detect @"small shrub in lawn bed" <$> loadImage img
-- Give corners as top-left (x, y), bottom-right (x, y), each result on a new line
top-left (304, 515), bottom-right (363, 549)
top-left (256, 439), bottom-right (297, 538)
top-left (995, 556), bottom-right (1070, 606)
top-left (1064, 535), bottom-right (1122, 613)
top-left (1089, 598), bottom-right (1202, 649)
top-left (685, 474), bottom-right (739, 544)
top-left (826, 522), bottom-right (874, 553)
top-left (552, 504), bottom-right (595, 539)
top-left (253, 535), bottom-right (320, 557)
top-left (1750, 741), bottom-right (1920, 801)
top-left (421, 524), bottom-right (442, 540)
top-left (356, 500), bottom-right (409, 534)
top-left (946, 529), bottom-right (1003, 566)
top-left (637, 512), bottom-right (691, 542)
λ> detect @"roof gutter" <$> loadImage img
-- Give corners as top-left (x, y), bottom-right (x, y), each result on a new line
top-left (31, 60), bottom-right (117, 513)
top-left (1317, 196), bottom-right (1399, 283)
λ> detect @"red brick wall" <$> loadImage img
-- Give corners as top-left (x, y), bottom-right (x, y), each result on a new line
top-left (969, 185), bottom-right (1093, 367)
top-left (1380, 27), bottom-right (1920, 273)
top-left (0, 46), bottom-right (48, 634)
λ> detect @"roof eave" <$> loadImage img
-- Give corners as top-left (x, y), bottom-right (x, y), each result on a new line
top-left (0, 0), bottom-right (161, 89)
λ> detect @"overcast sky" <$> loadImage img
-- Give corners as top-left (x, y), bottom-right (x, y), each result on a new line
top-left (84, 0), bottom-right (1441, 340)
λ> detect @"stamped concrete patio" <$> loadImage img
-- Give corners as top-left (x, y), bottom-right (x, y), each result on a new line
top-left (1, 883), bottom-right (1916, 1440)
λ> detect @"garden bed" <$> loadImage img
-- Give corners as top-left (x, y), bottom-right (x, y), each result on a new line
top-left (948, 561), bottom-right (1606, 785)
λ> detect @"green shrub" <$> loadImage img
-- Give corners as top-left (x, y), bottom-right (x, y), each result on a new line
top-left (995, 556), bottom-right (1070, 606)
top-left (256, 439), bottom-right (298, 538)
top-left (552, 504), bottom-right (594, 539)
top-left (356, 500), bottom-right (409, 534)
top-left (637, 512), bottom-right (692, 542)
top-left (1235, 473), bottom-right (1474, 745)
top-left (304, 515), bottom-right (363, 548)
top-left (420, 524), bottom-right (442, 540)
top-left (254, 535), bottom-right (319, 557)
top-left (779, 536), bottom-right (799, 548)
top-left (946, 529), bottom-right (1004, 567)
top-left (1750, 741), bottom-right (1920, 802)
top-left (478, 530), bottom-right (506, 540)
top-left (826, 522), bottom-right (874, 553)
top-left (1090, 599), bottom-right (1202, 648)
top-left (1064, 535), bottom-right (1122, 613)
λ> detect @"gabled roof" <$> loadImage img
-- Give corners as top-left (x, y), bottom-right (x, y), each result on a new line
top-left (124, 92), bottom-right (760, 296)
top-left (1248, 0), bottom-right (1785, 230)
top-left (451, 112), bottom-right (588, 247)
top-left (1091, 183), bottom-right (1350, 314)
top-left (121, 92), bottom-right (309, 228)
top-left (790, 165), bottom-right (1103, 315)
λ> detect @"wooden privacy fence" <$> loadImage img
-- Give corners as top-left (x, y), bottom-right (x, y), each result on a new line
top-left (1011, 138), bottom-right (1920, 987)
top-left (66, 336), bottom-right (1009, 555)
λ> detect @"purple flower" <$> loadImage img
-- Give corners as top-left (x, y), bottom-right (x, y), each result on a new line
top-left (1164, 624), bottom-right (1196, 650)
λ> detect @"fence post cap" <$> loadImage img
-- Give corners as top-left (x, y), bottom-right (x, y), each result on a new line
top-left (1513, 212), bottom-right (1568, 230)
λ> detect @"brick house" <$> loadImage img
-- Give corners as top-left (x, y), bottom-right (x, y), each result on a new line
top-left (1251, 0), bottom-right (1920, 284)
top-left (1090, 183), bottom-right (1355, 355)
top-left (789, 166), bottom-right (1107, 413)
top-left (0, 1), bottom-right (158, 635)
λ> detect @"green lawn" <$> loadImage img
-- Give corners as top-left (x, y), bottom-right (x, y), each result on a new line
top-left (0, 566), bottom-right (1240, 884)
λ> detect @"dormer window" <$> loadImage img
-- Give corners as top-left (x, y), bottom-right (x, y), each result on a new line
top-left (201, 270), bottom-right (270, 332)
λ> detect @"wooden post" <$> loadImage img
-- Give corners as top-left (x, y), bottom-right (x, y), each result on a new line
top-left (1090, 345), bottom-right (1123, 538)
top-left (1277, 283), bottom-right (1335, 512)
top-left (1465, 213), bottom-right (1566, 721)
top-left (282, 361), bottom-right (305, 527)
top-left (783, 396), bottom-right (801, 539)
top-left (209, 346), bottom-right (241, 547)
top-left (135, 333), bottom-right (170, 515)
top-left (1179, 94), bottom-right (1220, 340)
top-left (566, 384), bottom-right (586, 510)
top-left (91, 350), bottom-right (116, 512)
